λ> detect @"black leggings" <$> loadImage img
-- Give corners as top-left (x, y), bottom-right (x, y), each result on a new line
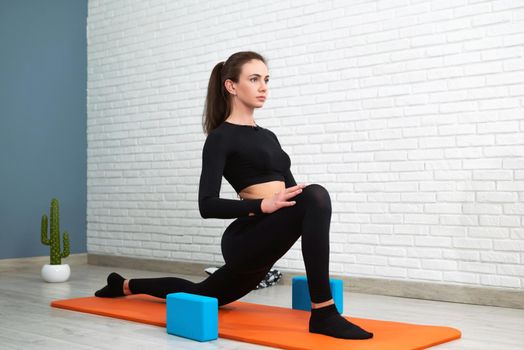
top-left (129, 184), bottom-right (333, 306)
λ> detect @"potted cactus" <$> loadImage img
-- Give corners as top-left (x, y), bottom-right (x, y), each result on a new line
top-left (40, 198), bottom-right (71, 282)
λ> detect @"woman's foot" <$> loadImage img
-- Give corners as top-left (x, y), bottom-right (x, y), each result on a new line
top-left (309, 303), bottom-right (373, 340)
top-left (94, 272), bottom-right (127, 298)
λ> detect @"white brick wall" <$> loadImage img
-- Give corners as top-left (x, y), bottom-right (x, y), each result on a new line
top-left (87, 0), bottom-right (524, 290)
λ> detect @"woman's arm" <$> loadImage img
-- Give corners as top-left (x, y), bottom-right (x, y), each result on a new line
top-left (198, 131), bottom-right (263, 219)
top-left (282, 166), bottom-right (297, 188)
top-left (267, 130), bottom-right (297, 188)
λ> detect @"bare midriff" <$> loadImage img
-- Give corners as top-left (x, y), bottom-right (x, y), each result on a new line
top-left (238, 180), bottom-right (286, 200)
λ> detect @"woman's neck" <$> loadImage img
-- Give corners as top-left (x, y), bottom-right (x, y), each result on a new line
top-left (227, 103), bottom-right (256, 125)
top-left (225, 115), bottom-right (256, 126)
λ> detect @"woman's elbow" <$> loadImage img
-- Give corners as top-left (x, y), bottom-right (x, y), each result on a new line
top-left (199, 205), bottom-right (208, 219)
top-left (198, 201), bottom-right (210, 219)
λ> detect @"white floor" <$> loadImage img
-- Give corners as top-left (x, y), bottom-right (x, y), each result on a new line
top-left (1, 263), bottom-right (523, 349)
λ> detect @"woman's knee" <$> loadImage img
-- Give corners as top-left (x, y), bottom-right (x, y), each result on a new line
top-left (301, 183), bottom-right (331, 213)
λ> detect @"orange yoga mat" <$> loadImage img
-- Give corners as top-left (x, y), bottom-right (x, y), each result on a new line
top-left (51, 294), bottom-right (461, 350)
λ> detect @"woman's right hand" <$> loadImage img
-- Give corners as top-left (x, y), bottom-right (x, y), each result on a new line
top-left (261, 184), bottom-right (307, 214)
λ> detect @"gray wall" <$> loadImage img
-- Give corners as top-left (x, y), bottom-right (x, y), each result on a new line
top-left (0, 0), bottom-right (87, 259)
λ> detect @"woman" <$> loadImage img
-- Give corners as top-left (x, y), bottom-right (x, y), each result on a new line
top-left (95, 51), bottom-right (373, 340)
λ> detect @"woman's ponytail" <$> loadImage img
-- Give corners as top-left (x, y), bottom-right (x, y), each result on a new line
top-left (202, 61), bottom-right (226, 135)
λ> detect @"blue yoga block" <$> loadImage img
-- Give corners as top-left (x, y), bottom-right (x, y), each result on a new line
top-left (166, 292), bottom-right (218, 342)
top-left (292, 276), bottom-right (343, 313)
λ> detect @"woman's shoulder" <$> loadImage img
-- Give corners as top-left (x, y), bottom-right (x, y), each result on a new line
top-left (203, 123), bottom-right (231, 150)
top-left (206, 122), bottom-right (229, 138)
top-left (262, 127), bottom-right (278, 141)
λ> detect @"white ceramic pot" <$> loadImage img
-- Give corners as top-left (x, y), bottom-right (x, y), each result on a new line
top-left (41, 264), bottom-right (71, 282)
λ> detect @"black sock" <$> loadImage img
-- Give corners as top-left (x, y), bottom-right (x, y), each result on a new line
top-left (309, 303), bottom-right (373, 340)
top-left (94, 272), bottom-right (126, 298)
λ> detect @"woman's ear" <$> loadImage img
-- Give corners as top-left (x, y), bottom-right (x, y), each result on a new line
top-left (224, 79), bottom-right (236, 95)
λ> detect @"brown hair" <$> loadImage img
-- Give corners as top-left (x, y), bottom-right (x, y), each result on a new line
top-left (202, 51), bottom-right (267, 135)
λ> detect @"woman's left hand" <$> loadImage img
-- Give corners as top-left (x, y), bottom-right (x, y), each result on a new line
top-left (260, 183), bottom-right (306, 214)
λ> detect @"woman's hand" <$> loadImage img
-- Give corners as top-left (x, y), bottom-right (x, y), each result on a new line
top-left (261, 183), bottom-right (307, 214)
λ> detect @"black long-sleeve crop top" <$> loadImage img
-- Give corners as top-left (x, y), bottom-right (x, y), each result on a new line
top-left (198, 121), bottom-right (297, 219)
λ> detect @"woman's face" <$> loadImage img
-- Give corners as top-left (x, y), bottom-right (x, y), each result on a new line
top-left (226, 59), bottom-right (269, 108)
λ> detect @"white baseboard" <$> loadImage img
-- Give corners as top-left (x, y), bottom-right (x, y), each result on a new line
top-left (0, 253), bottom-right (87, 272)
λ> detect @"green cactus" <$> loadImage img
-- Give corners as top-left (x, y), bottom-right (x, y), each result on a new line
top-left (41, 198), bottom-right (70, 265)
